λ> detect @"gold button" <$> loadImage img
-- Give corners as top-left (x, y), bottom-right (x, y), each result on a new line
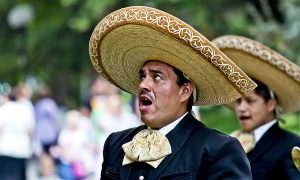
top-left (139, 175), bottom-right (144, 180)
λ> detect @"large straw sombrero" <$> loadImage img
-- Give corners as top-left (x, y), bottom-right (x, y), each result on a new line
top-left (212, 35), bottom-right (300, 113)
top-left (89, 6), bottom-right (256, 106)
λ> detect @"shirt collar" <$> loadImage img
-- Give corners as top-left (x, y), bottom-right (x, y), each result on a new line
top-left (253, 119), bottom-right (277, 143)
top-left (153, 112), bottom-right (188, 136)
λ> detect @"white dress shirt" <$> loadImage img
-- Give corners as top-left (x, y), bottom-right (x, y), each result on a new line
top-left (253, 119), bottom-right (277, 143)
top-left (157, 112), bottom-right (188, 136)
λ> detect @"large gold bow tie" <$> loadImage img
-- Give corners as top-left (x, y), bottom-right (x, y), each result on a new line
top-left (122, 129), bottom-right (172, 168)
top-left (230, 130), bottom-right (255, 153)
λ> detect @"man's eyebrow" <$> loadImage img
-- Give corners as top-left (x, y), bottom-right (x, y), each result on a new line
top-left (149, 69), bottom-right (163, 74)
top-left (139, 69), bottom-right (163, 75)
top-left (244, 96), bottom-right (253, 101)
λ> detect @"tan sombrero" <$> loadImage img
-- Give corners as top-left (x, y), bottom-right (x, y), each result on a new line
top-left (212, 35), bottom-right (300, 113)
top-left (89, 6), bottom-right (256, 106)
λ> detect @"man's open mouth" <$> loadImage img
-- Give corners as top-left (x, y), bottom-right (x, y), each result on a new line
top-left (140, 96), bottom-right (152, 107)
top-left (239, 115), bottom-right (251, 121)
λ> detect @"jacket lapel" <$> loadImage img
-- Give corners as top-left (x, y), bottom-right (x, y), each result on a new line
top-left (147, 113), bottom-right (196, 179)
top-left (247, 123), bottom-right (280, 162)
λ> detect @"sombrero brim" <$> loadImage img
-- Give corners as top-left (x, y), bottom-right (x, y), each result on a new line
top-left (212, 35), bottom-right (300, 113)
top-left (89, 6), bottom-right (256, 106)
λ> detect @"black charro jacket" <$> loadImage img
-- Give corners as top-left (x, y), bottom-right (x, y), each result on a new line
top-left (247, 122), bottom-right (300, 180)
top-left (101, 113), bottom-right (252, 180)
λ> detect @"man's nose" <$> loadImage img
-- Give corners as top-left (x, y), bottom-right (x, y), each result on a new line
top-left (138, 77), bottom-right (152, 92)
top-left (236, 100), bottom-right (248, 112)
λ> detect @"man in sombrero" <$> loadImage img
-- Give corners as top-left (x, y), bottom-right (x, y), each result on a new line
top-left (213, 35), bottom-right (300, 179)
top-left (89, 6), bottom-right (256, 179)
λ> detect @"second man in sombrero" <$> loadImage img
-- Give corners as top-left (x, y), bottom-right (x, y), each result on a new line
top-left (89, 6), bottom-right (256, 179)
top-left (213, 35), bottom-right (300, 179)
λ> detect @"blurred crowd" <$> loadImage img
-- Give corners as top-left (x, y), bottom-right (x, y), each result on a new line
top-left (0, 77), bottom-right (142, 180)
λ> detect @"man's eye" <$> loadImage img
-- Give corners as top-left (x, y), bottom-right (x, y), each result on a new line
top-left (246, 98), bottom-right (254, 104)
top-left (139, 74), bottom-right (145, 80)
top-left (236, 98), bottom-right (242, 104)
top-left (154, 75), bottom-right (162, 80)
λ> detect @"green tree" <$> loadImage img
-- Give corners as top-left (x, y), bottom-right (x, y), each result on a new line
top-left (1, 0), bottom-right (299, 112)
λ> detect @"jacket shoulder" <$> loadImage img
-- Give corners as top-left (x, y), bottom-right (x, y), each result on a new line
top-left (186, 116), bottom-right (242, 151)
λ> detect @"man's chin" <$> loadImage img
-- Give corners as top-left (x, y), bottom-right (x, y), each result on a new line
top-left (239, 119), bottom-right (251, 127)
top-left (241, 127), bottom-right (253, 133)
top-left (140, 117), bottom-right (161, 129)
top-left (240, 123), bottom-right (252, 132)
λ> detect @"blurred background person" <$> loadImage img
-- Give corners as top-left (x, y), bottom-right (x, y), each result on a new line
top-left (34, 84), bottom-right (60, 156)
top-left (15, 83), bottom-right (35, 114)
top-left (84, 77), bottom-right (142, 179)
top-left (55, 110), bottom-right (94, 180)
top-left (0, 85), bottom-right (36, 180)
top-left (39, 152), bottom-right (61, 180)
top-left (97, 94), bottom-right (142, 147)
top-left (33, 84), bottom-right (61, 179)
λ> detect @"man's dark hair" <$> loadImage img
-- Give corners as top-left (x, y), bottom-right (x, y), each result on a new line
top-left (173, 67), bottom-right (194, 112)
top-left (253, 79), bottom-right (278, 116)
top-left (253, 79), bottom-right (278, 102)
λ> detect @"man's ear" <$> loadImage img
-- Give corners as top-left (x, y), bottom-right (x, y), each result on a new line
top-left (267, 98), bottom-right (277, 113)
top-left (180, 82), bottom-right (194, 102)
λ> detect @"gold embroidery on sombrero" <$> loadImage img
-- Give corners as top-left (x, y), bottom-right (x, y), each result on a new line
top-left (89, 7), bottom-right (256, 93)
top-left (212, 36), bottom-right (300, 82)
top-left (122, 129), bottom-right (172, 168)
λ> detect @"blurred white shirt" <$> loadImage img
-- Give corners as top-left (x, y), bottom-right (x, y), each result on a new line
top-left (0, 101), bottom-right (35, 158)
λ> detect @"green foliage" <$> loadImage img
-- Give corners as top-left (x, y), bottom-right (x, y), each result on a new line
top-left (0, 0), bottom-right (300, 115)
top-left (280, 112), bottom-right (300, 135)
top-left (200, 106), bottom-right (300, 135)
top-left (200, 106), bottom-right (240, 135)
